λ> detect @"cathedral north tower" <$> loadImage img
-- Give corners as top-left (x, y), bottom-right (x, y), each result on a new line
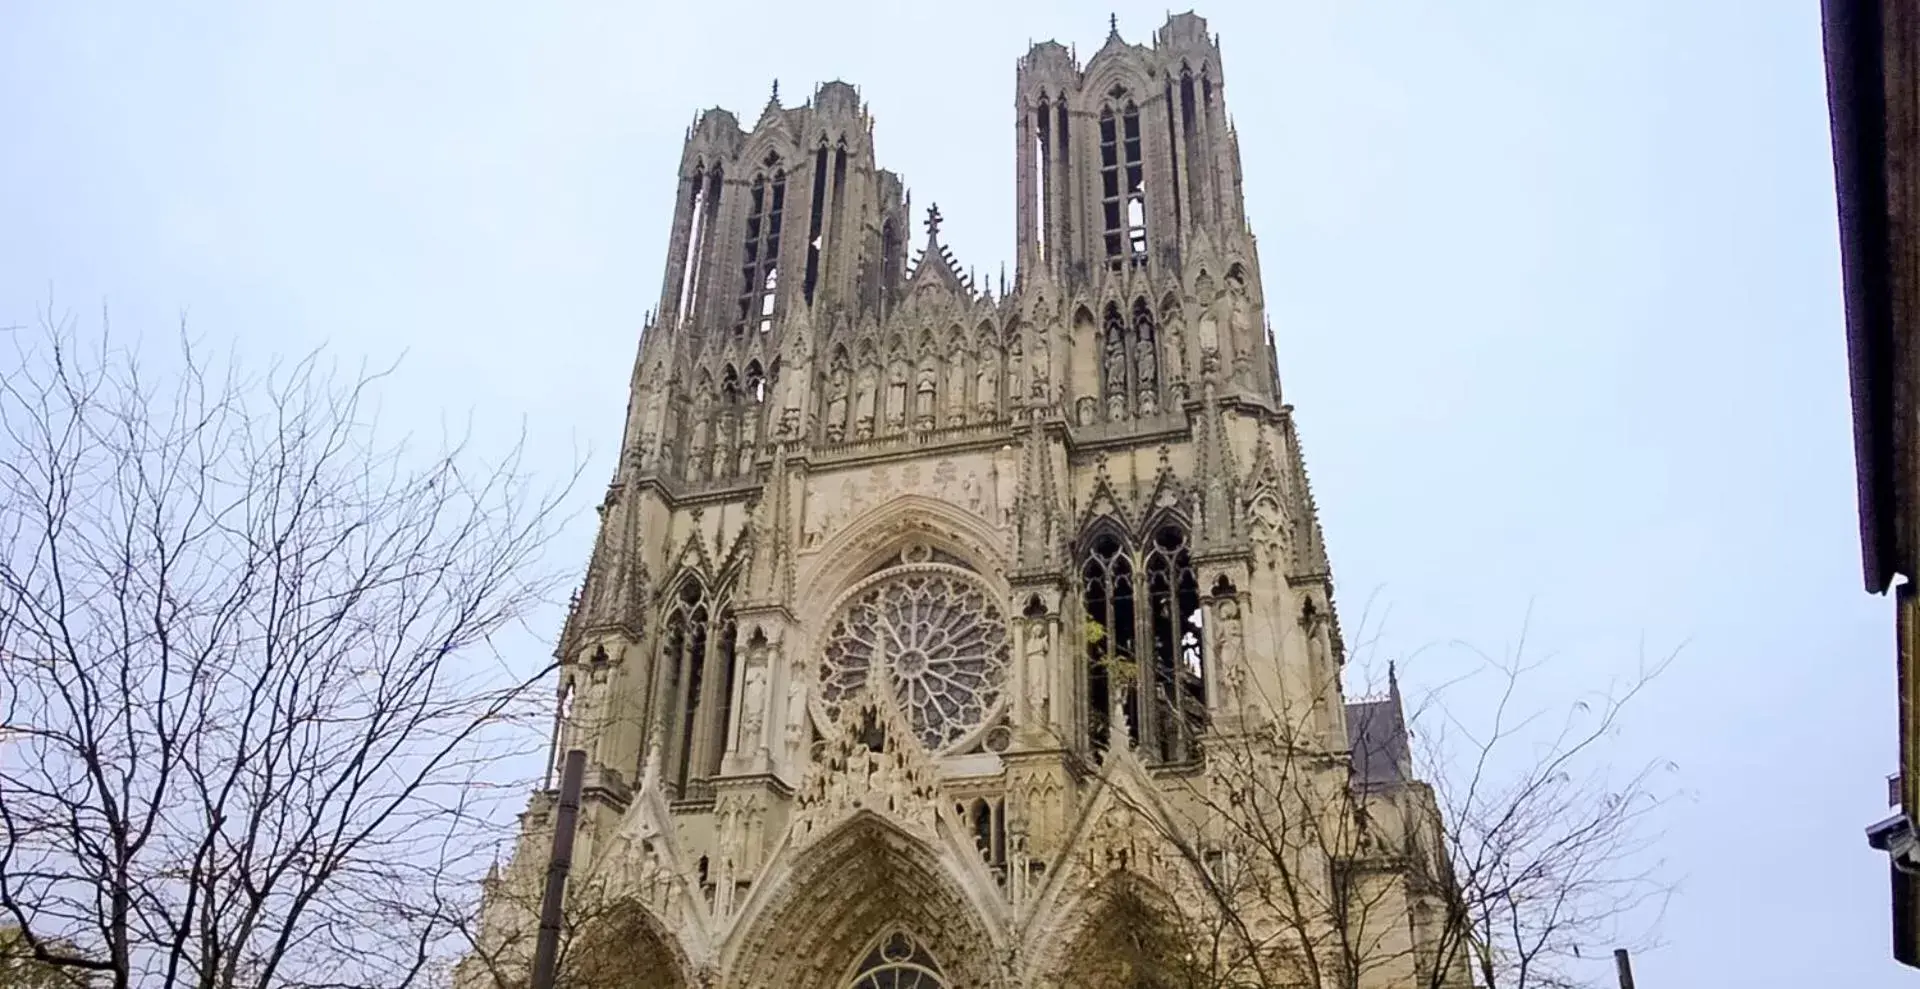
top-left (462, 14), bottom-right (1452, 989)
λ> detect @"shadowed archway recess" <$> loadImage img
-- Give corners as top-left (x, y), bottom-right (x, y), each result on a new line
top-left (724, 813), bottom-right (1001, 989)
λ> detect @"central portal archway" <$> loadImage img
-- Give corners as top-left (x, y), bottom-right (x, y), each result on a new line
top-left (722, 814), bottom-right (999, 989)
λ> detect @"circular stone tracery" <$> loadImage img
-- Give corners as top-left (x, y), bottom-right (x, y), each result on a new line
top-left (819, 565), bottom-right (1010, 753)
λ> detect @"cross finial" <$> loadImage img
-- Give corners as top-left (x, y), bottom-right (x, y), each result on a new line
top-left (925, 203), bottom-right (942, 239)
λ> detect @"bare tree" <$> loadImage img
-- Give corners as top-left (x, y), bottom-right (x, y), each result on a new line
top-left (1096, 605), bottom-right (1675, 989)
top-left (0, 312), bottom-right (575, 989)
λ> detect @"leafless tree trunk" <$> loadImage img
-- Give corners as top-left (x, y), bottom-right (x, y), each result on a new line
top-left (1099, 603), bottom-right (1675, 989)
top-left (0, 311), bottom-right (575, 989)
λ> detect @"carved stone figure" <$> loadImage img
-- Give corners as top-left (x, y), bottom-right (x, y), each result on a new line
top-left (946, 344), bottom-right (969, 424)
top-left (826, 365), bottom-right (850, 440)
top-left (886, 358), bottom-right (910, 430)
top-left (1104, 331), bottom-right (1127, 390)
top-left (915, 361), bottom-right (937, 429)
top-left (741, 659), bottom-right (769, 745)
top-left (854, 364), bottom-right (877, 439)
top-left (976, 351), bottom-right (999, 420)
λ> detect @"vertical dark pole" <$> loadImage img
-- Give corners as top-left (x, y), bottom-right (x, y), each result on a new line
top-left (530, 749), bottom-right (587, 989)
top-left (1613, 948), bottom-right (1636, 989)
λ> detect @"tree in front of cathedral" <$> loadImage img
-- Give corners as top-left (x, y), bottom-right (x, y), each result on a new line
top-left (0, 315), bottom-right (573, 989)
top-left (1095, 623), bottom-right (1675, 989)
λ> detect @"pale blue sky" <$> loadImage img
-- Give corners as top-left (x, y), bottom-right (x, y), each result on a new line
top-left (0, 2), bottom-right (1879, 985)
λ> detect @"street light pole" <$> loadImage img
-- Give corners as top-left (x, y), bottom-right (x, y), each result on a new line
top-left (530, 748), bottom-right (587, 989)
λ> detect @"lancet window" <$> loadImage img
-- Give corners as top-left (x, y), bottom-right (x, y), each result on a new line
top-left (656, 574), bottom-right (739, 799)
top-left (736, 165), bottom-right (786, 337)
top-left (1034, 98), bottom-right (1053, 263)
top-left (677, 165), bottom-right (721, 326)
top-left (1080, 519), bottom-right (1207, 762)
top-left (805, 144), bottom-right (829, 305)
top-left (1101, 97), bottom-right (1149, 269)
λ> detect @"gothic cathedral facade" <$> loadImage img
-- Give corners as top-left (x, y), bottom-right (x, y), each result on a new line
top-left (464, 14), bottom-right (1458, 989)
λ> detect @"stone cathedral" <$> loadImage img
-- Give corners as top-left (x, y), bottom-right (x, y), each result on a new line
top-left (463, 13), bottom-right (1460, 989)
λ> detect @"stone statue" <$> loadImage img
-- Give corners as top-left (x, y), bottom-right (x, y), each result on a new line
top-left (976, 352), bottom-right (999, 419)
top-left (1135, 337), bottom-right (1158, 390)
top-left (886, 358), bottom-right (910, 430)
top-left (826, 365), bottom-right (850, 440)
top-left (786, 665), bottom-right (810, 752)
top-left (915, 361), bottom-right (937, 428)
top-left (945, 345), bottom-right (969, 425)
top-left (741, 660), bottom-right (769, 744)
top-left (1215, 599), bottom-right (1244, 706)
top-left (1023, 622), bottom-right (1050, 727)
top-left (854, 365), bottom-right (878, 439)
top-left (1165, 317), bottom-right (1187, 383)
top-left (1104, 331), bottom-right (1127, 389)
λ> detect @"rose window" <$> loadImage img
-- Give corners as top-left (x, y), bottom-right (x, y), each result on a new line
top-left (819, 566), bottom-right (1009, 753)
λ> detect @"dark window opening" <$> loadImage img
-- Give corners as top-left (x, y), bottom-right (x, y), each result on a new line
top-left (663, 579), bottom-right (711, 795)
top-left (1164, 82), bottom-right (1182, 239)
top-left (1100, 108), bottom-right (1123, 266)
top-left (804, 146), bottom-right (829, 305)
top-left (1144, 522), bottom-right (1205, 763)
top-left (1082, 531), bottom-right (1137, 754)
top-left (1122, 103), bottom-right (1147, 266)
top-left (736, 169), bottom-right (786, 336)
top-left (677, 167), bottom-right (709, 325)
top-left (1181, 73), bottom-right (1204, 222)
top-left (1035, 100), bottom-right (1052, 263)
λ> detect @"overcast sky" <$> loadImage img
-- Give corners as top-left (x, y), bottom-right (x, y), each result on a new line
top-left (0, 2), bottom-right (1882, 985)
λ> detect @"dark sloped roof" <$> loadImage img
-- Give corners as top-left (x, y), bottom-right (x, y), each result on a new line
top-left (1346, 696), bottom-right (1411, 788)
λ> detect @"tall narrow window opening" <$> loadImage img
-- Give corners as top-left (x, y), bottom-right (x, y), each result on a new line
top-left (678, 167), bottom-right (709, 325)
top-left (1181, 72), bottom-right (1204, 222)
top-left (703, 608), bottom-right (738, 778)
top-left (661, 578), bottom-right (712, 796)
top-left (1081, 530), bottom-right (1137, 753)
top-left (804, 146), bottom-right (829, 305)
top-left (1164, 82), bottom-right (1183, 239)
top-left (1144, 522), bottom-right (1205, 762)
top-left (1099, 107), bottom-right (1123, 267)
top-left (1122, 103), bottom-right (1147, 265)
top-left (736, 166), bottom-right (786, 336)
top-left (1034, 100), bottom-right (1052, 263)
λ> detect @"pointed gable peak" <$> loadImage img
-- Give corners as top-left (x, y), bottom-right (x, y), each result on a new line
top-left (905, 202), bottom-right (971, 298)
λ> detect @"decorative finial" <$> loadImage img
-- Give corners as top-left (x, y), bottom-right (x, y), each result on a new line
top-left (1109, 12), bottom-right (1119, 36)
top-left (925, 203), bottom-right (943, 240)
top-left (770, 79), bottom-right (780, 104)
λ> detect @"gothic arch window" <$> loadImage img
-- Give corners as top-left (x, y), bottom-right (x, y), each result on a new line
top-left (1099, 106), bottom-right (1123, 266)
top-left (1163, 79), bottom-right (1183, 239)
top-left (656, 574), bottom-right (739, 799)
top-left (745, 360), bottom-right (767, 404)
top-left (1033, 96), bottom-right (1053, 263)
top-left (1181, 68), bottom-right (1205, 222)
top-left (736, 166), bottom-right (787, 337)
top-left (1100, 97), bottom-right (1148, 270)
top-left (805, 142), bottom-right (830, 305)
top-left (1080, 524), bottom-right (1136, 754)
top-left (1142, 518), bottom-right (1205, 763)
top-left (1079, 519), bottom-right (1206, 762)
top-left (677, 165), bottom-right (719, 326)
top-left (846, 930), bottom-right (949, 989)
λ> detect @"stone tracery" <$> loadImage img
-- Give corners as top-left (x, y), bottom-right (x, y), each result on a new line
top-left (819, 565), bottom-right (1011, 754)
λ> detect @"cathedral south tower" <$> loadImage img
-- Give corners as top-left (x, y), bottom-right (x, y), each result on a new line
top-left (462, 14), bottom-right (1461, 989)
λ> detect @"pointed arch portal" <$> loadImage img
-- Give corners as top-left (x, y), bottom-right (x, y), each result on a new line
top-left (724, 814), bottom-right (998, 989)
